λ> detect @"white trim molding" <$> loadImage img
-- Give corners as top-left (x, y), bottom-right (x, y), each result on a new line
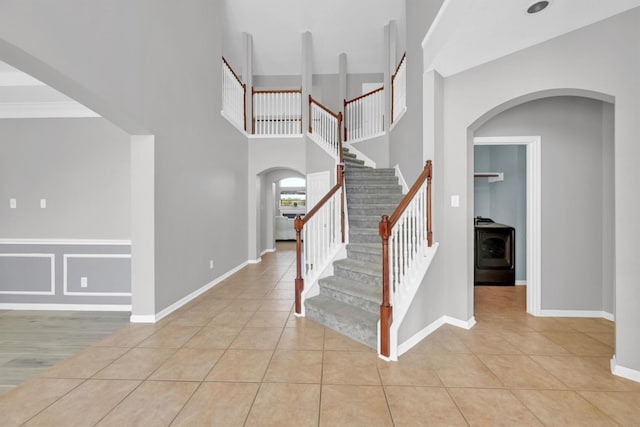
top-left (0, 239), bottom-right (131, 246)
top-left (0, 303), bottom-right (131, 311)
top-left (474, 136), bottom-right (542, 317)
top-left (611, 356), bottom-right (640, 383)
top-left (0, 253), bottom-right (55, 295)
top-left (539, 310), bottom-right (614, 321)
top-left (63, 254), bottom-right (132, 297)
top-left (130, 260), bottom-right (249, 323)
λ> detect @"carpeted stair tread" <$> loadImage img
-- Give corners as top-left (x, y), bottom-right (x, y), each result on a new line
top-left (305, 295), bottom-right (378, 348)
top-left (333, 258), bottom-right (382, 276)
top-left (318, 276), bottom-right (381, 313)
top-left (346, 168), bottom-right (395, 176)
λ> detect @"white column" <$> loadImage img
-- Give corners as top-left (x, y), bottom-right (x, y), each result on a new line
top-left (301, 31), bottom-right (312, 134)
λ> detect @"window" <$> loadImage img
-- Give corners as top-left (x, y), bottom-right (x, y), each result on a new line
top-left (280, 191), bottom-right (306, 207)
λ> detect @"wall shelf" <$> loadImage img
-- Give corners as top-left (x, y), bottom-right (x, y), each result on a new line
top-left (474, 172), bottom-right (504, 183)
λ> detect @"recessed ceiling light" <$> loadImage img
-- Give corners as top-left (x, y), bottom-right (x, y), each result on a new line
top-left (527, 1), bottom-right (550, 14)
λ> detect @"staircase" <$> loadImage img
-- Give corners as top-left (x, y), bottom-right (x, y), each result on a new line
top-left (305, 148), bottom-right (403, 348)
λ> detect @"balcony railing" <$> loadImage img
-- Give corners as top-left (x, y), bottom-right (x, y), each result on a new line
top-left (221, 57), bottom-right (246, 131)
top-left (344, 87), bottom-right (384, 142)
top-left (391, 53), bottom-right (406, 124)
top-left (309, 95), bottom-right (342, 160)
top-left (252, 89), bottom-right (302, 136)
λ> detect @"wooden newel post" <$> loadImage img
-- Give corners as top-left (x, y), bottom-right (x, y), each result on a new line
top-left (294, 215), bottom-right (304, 314)
top-left (426, 160), bottom-right (433, 247)
top-left (379, 215), bottom-right (392, 358)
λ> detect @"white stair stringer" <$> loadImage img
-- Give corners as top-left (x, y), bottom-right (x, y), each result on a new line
top-left (379, 242), bottom-right (439, 361)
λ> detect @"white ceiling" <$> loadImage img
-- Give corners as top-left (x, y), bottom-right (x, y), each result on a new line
top-left (424, 0), bottom-right (640, 77)
top-left (3, 1), bottom-right (640, 110)
top-left (225, 0), bottom-right (640, 78)
top-left (223, 0), bottom-right (405, 75)
top-left (0, 60), bottom-right (97, 118)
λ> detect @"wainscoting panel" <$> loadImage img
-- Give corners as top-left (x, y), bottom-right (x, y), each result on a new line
top-left (0, 254), bottom-right (55, 295)
top-left (0, 240), bottom-right (131, 306)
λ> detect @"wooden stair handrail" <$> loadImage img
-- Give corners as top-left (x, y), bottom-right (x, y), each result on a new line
top-left (392, 52), bottom-right (406, 81)
top-left (222, 57), bottom-right (243, 86)
top-left (344, 86), bottom-right (384, 106)
top-left (253, 88), bottom-right (302, 94)
top-left (309, 95), bottom-right (342, 119)
top-left (294, 100), bottom-right (344, 315)
top-left (378, 160), bottom-right (433, 357)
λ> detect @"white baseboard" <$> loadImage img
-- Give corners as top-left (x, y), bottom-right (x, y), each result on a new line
top-left (515, 280), bottom-right (527, 286)
top-left (445, 315), bottom-right (477, 330)
top-left (397, 314), bottom-right (476, 357)
top-left (260, 248), bottom-right (276, 256)
top-left (247, 257), bottom-right (262, 264)
top-left (130, 260), bottom-right (248, 323)
top-left (129, 314), bottom-right (156, 323)
top-left (0, 303), bottom-right (131, 311)
top-left (611, 356), bottom-right (640, 383)
top-left (397, 316), bottom-right (446, 357)
top-left (539, 309), bottom-right (614, 321)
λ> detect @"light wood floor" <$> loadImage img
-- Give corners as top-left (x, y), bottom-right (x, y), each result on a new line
top-left (1, 241), bottom-right (638, 426)
top-left (0, 310), bottom-right (129, 395)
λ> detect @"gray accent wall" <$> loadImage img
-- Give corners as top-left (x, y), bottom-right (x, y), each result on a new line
top-left (0, 243), bottom-right (130, 306)
top-left (0, 118), bottom-right (130, 239)
top-left (476, 97), bottom-right (613, 311)
top-left (473, 145), bottom-right (527, 281)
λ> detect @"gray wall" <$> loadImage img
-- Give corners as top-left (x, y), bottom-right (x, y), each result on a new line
top-left (475, 97), bottom-right (613, 312)
top-left (473, 145), bottom-right (527, 281)
top-left (0, 118), bottom-right (130, 239)
top-left (388, 0), bottom-right (444, 184)
top-left (434, 9), bottom-right (640, 371)
top-left (0, 1), bottom-right (249, 314)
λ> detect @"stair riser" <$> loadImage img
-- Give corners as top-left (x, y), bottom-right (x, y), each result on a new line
top-left (347, 249), bottom-right (381, 264)
top-left (344, 168), bottom-right (396, 176)
top-left (334, 264), bottom-right (382, 286)
top-left (319, 286), bottom-right (379, 314)
top-left (349, 217), bottom-right (381, 229)
top-left (349, 232), bottom-right (382, 244)
top-left (344, 160), bottom-right (366, 166)
top-left (346, 185), bottom-right (402, 194)
top-left (345, 177), bottom-right (399, 185)
top-left (305, 303), bottom-right (377, 349)
top-left (348, 206), bottom-right (396, 216)
top-left (347, 195), bottom-right (404, 205)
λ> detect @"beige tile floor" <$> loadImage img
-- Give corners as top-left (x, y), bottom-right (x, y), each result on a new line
top-left (2, 241), bottom-right (639, 426)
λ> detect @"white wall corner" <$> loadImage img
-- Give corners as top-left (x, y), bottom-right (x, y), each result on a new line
top-left (611, 356), bottom-right (640, 383)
